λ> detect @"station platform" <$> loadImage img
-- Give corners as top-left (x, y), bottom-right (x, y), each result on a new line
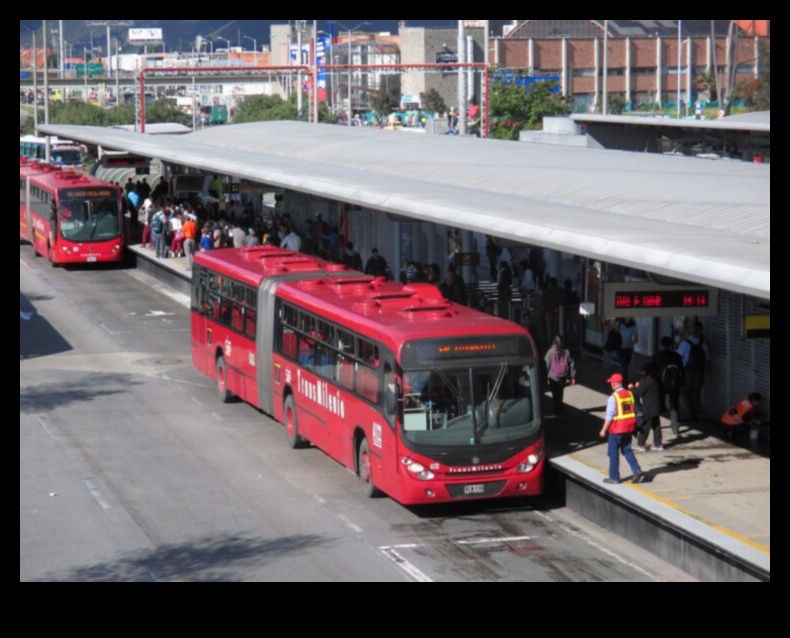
top-left (129, 243), bottom-right (771, 582)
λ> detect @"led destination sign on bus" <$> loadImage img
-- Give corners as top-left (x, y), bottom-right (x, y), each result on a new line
top-left (64, 189), bottom-right (115, 198)
top-left (402, 336), bottom-right (532, 366)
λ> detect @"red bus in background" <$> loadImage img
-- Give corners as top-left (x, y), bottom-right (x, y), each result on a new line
top-left (20, 156), bottom-right (125, 265)
top-left (192, 246), bottom-right (545, 505)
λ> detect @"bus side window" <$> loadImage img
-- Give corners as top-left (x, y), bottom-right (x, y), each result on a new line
top-left (282, 330), bottom-right (297, 359)
top-left (316, 344), bottom-right (334, 377)
top-left (244, 308), bottom-right (257, 338)
top-left (337, 353), bottom-right (354, 390)
top-left (298, 334), bottom-right (315, 368)
top-left (357, 364), bottom-right (379, 403)
top-left (358, 339), bottom-right (379, 366)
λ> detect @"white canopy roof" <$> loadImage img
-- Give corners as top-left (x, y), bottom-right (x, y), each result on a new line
top-left (38, 121), bottom-right (770, 300)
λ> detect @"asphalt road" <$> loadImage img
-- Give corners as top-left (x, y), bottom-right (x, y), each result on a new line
top-left (20, 246), bottom-right (696, 581)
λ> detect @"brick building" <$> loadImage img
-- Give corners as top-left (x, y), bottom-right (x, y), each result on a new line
top-left (492, 20), bottom-right (770, 111)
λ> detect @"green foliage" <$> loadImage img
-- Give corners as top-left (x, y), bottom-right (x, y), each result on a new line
top-left (607, 93), bottom-right (627, 115)
top-left (44, 99), bottom-right (190, 128)
top-left (370, 78), bottom-right (401, 117)
top-left (317, 101), bottom-right (338, 124)
top-left (145, 99), bottom-right (192, 126)
top-left (233, 94), bottom-right (298, 123)
top-left (490, 79), bottom-right (572, 140)
top-left (420, 88), bottom-right (447, 115)
top-left (49, 101), bottom-right (111, 126)
top-left (742, 39), bottom-right (770, 110)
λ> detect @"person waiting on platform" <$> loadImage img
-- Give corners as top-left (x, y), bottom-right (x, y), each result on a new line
top-left (721, 393), bottom-right (768, 444)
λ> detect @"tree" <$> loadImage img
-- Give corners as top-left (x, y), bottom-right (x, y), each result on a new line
top-left (233, 94), bottom-right (298, 123)
top-left (607, 93), bottom-right (627, 115)
top-left (49, 101), bottom-right (111, 126)
top-left (490, 78), bottom-right (572, 141)
top-left (737, 39), bottom-right (770, 111)
top-left (420, 88), bottom-right (447, 115)
top-left (370, 78), bottom-right (401, 118)
top-left (145, 99), bottom-right (191, 126)
top-left (694, 70), bottom-right (717, 103)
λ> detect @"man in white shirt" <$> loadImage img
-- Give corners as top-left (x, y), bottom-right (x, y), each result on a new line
top-left (280, 227), bottom-right (301, 251)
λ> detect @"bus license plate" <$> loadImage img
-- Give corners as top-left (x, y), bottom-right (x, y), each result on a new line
top-left (464, 483), bottom-right (485, 495)
top-left (87, 256), bottom-right (97, 262)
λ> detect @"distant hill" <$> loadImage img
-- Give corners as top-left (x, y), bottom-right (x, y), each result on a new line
top-left (19, 20), bottom-right (460, 53)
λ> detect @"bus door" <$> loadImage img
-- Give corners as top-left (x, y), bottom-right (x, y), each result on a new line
top-left (257, 277), bottom-right (280, 415)
top-left (23, 179), bottom-right (35, 243)
top-left (373, 355), bottom-right (400, 495)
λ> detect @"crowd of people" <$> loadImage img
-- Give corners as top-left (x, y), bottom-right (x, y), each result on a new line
top-left (122, 194), bottom-right (766, 450)
top-left (123, 186), bottom-right (472, 312)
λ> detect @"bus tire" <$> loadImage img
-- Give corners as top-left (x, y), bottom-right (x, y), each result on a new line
top-left (358, 438), bottom-right (383, 498)
top-left (284, 395), bottom-right (307, 448)
top-left (216, 355), bottom-right (234, 403)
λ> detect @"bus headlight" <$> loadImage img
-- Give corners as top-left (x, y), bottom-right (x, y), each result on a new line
top-left (517, 448), bottom-right (544, 473)
top-left (401, 457), bottom-right (435, 481)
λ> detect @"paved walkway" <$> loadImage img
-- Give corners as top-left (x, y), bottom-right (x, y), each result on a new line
top-left (544, 354), bottom-right (770, 578)
top-left (129, 242), bottom-right (771, 579)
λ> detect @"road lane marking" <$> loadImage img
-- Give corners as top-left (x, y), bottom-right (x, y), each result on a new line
top-left (84, 478), bottom-right (112, 510)
top-left (378, 546), bottom-right (433, 582)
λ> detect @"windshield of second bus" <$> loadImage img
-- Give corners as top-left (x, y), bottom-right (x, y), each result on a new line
top-left (51, 147), bottom-right (83, 167)
top-left (401, 362), bottom-right (540, 448)
top-left (57, 192), bottom-right (121, 241)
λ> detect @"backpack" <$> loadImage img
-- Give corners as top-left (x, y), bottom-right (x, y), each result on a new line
top-left (150, 211), bottom-right (165, 233)
top-left (661, 363), bottom-right (684, 392)
top-left (604, 327), bottom-right (622, 352)
top-left (550, 349), bottom-right (569, 378)
top-left (686, 339), bottom-right (706, 373)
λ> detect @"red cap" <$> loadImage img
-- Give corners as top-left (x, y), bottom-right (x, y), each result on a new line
top-left (606, 373), bottom-right (623, 384)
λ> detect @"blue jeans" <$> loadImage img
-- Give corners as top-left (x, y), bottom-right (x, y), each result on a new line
top-left (607, 432), bottom-right (641, 482)
top-left (153, 231), bottom-right (166, 258)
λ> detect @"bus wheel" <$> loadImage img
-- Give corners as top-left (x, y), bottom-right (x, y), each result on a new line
top-left (284, 395), bottom-right (307, 449)
top-left (216, 356), bottom-right (234, 403)
top-left (47, 244), bottom-right (56, 267)
top-left (358, 438), bottom-right (382, 498)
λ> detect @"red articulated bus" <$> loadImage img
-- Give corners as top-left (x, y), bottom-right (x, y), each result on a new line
top-left (192, 246), bottom-right (545, 505)
top-left (20, 156), bottom-right (125, 265)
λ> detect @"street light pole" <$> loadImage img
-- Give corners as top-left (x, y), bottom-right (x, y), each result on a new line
top-left (21, 23), bottom-right (41, 132)
top-left (59, 20), bottom-right (65, 79)
top-left (601, 20), bottom-right (609, 115)
top-left (338, 22), bottom-right (370, 126)
top-left (312, 20), bottom-right (318, 124)
top-left (43, 19), bottom-right (50, 162)
top-left (457, 20), bottom-right (467, 135)
top-left (347, 30), bottom-right (352, 125)
top-left (677, 20), bottom-right (682, 118)
top-left (217, 36), bottom-right (230, 63)
top-left (243, 35), bottom-right (258, 66)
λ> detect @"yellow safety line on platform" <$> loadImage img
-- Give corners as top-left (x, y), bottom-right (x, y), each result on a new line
top-left (571, 453), bottom-right (770, 555)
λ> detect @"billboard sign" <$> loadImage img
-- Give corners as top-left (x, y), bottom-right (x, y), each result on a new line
top-left (129, 28), bottom-right (163, 43)
top-left (290, 35), bottom-right (330, 101)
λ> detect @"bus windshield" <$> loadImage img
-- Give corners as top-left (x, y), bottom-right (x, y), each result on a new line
top-left (401, 361), bottom-right (540, 448)
top-left (57, 192), bottom-right (121, 241)
top-left (51, 147), bottom-right (84, 167)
